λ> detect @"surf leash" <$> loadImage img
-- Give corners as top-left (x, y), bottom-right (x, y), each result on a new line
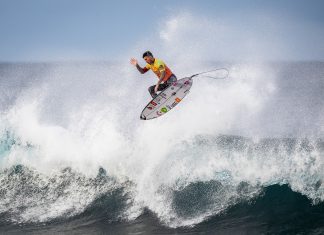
top-left (190, 68), bottom-right (229, 79)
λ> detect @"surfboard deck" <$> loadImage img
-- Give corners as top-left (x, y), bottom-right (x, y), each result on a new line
top-left (140, 77), bottom-right (193, 120)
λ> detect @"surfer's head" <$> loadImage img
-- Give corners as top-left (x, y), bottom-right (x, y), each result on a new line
top-left (143, 51), bottom-right (154, 64)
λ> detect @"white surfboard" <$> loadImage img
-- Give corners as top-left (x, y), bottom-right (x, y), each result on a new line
top-left (140, 77), bottom-right (193, 120)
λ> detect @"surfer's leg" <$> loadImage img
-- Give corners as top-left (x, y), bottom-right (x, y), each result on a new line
top-left (149, 74), bottom-right (178, 98)
top-left (148, 85), bottom-right (157, 98)
top-left (168, 74), bottom-right (177, 83)
top-left (163, 75), bottom-right (177, 89)
top-left (158, 75), bottom-right (177, 92)
top-left (157, 83), bottom-right (168, 91)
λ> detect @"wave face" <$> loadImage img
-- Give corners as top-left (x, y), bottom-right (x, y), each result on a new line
top-left (0, 136), bottom-right (323, 234)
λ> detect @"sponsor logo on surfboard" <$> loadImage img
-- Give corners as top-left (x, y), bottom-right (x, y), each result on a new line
top-left (161, 107), bottom-right (168, 113)
top-left (175, 97), bottom-right (181, 103)
top-left (150, 101), bottom-right (157, 106)
top-left (171, 102), bottom-right (178, 108)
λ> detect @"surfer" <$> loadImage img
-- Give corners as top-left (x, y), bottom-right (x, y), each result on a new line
top-left (130, 51), bottom-right (177, 98)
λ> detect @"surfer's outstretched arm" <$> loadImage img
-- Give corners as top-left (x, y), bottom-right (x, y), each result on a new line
top-left (130, 58), bottom-right (148, 74)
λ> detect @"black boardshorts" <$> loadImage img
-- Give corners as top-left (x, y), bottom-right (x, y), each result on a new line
top-left (148, 74), bottom-right (177, 99)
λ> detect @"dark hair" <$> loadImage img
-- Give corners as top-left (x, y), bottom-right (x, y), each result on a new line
top-left (142, 51), bottom-right (153, 58)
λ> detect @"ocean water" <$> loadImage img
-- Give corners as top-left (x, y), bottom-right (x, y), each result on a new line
top-left (0, 61), bottom-right (323, 234)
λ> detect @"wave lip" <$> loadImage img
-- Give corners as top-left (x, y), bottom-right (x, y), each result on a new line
top-left (1, 178), bottom-right (324, 234)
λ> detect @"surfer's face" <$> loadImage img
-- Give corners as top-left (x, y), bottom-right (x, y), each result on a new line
top-left (144, 56), bottom-right (154, 64)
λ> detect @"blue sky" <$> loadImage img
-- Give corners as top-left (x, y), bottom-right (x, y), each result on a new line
top-left (1, 0), bottom-right (324, 61)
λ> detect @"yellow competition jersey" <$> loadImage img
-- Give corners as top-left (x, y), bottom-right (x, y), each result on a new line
top-left (145, 58), bottom-right (173, 82)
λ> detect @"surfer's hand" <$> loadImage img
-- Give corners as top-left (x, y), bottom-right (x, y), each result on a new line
top-left (154, 85), bottom-right (159, 93)
top-left (130, 58), bottom-right (138, 66)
